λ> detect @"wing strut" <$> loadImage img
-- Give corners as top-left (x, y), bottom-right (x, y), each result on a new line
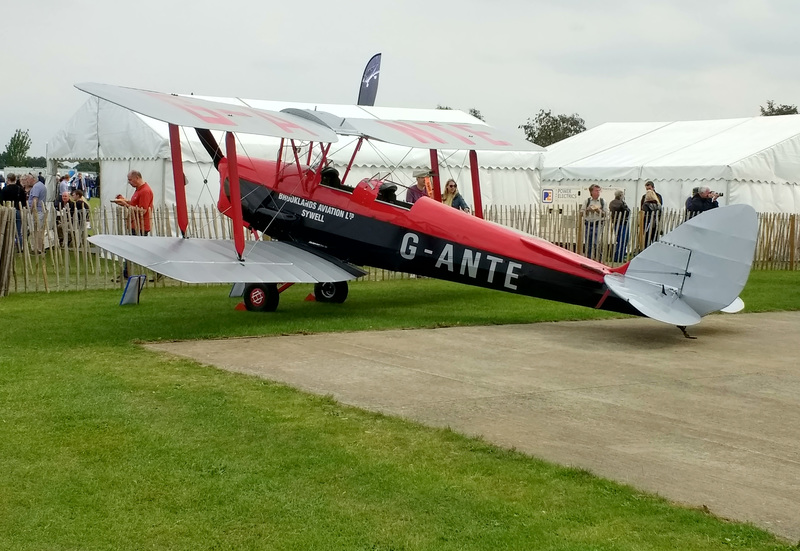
top-left (225, 132), bottom-right (246, 260)
top-left (290, 140), bottom-right (304, 180)
top-left (274, 138), bottom-right (284, 189)
top-left (341, 137), bottom-right (363, 185)
top-left (429, 149), bottom-right (441, 202)
top-left (168, 124), bottom-right (189, 236)
top-left (469, 150), bottom-right (484, 219)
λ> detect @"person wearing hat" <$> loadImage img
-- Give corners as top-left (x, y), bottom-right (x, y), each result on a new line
top-left (406, 168), bottom-right (433, 204)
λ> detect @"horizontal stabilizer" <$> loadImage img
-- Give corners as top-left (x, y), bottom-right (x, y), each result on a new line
top-left (604, 273), bottom-right (701, 326)
top-left (75, 83), bottom-right (339, 143)
top-left (89, 235), bottom-right (365, 284)
top-left (605, 205), bottom-right (757, 325)
top-left (720, 297), bottom-right (745, 314)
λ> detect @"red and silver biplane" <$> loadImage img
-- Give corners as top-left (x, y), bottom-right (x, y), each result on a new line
top-left (79, 83), bottom-right (757, 336)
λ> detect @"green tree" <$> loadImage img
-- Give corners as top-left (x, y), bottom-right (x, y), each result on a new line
top-left (25, 156), bottom-right (46, 168)
top-left (3, 129), bottom-right (33, 166)
top-left (77, 161), bottom-right (100, 173)
top-left (520, 109), bottom-right (586, 147)
top-left (468, 108), bottom-right (485, 122)
top-left (760, 100), bottom-right (797, 116)
top-left (436, 105), bottom-right (485, 122)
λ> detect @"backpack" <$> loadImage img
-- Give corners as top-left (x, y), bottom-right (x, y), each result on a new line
top-left (585, 197), bottom-right (605, 208)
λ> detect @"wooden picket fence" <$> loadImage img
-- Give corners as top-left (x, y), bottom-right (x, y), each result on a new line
top-left (0, 203), bottom-right (797, 296)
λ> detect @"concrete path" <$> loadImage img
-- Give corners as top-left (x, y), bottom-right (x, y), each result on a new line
top-left (147, 312), bottom-right (800, 541)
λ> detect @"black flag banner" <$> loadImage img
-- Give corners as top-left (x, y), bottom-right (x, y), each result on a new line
top-left (357, 53), bottom-right (381, 106)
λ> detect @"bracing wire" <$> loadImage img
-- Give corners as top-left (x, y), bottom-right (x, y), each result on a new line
top-left (180, 126), bottom-right (218, 208)
top-left (179, 129), bottom-right (471, 256)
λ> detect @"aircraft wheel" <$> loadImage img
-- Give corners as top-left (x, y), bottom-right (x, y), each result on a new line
top-left (314, 281), bottom-right (348, 303)
top-left (243, 283), bottom-right (279, 312)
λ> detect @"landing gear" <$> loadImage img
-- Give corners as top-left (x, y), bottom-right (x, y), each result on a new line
top-left (243, 283), bottom-right (279, 312)
top-left (314, 281), bottom-right (348, 303)
top-left (677, 325), bottom-right (697, 339)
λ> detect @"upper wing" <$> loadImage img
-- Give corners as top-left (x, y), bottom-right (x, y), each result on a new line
top-left (330, 117), bottom-right (543, 151)
top-left (89, 235), bottom-right (365, 283)
top-left (278, 108), bottom-right (541, 151)
top-left (75, 83), bottom-right (338, 143)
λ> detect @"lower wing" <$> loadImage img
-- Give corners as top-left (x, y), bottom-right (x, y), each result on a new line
top-left (89, 235), bottom-right (366, 283)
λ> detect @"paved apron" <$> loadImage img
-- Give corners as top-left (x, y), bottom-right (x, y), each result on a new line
top-left (147, 311), bottom-right (800, 541)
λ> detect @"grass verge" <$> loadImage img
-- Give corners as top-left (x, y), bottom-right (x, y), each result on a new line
top-left (0, 273), bottom-right (797, 549)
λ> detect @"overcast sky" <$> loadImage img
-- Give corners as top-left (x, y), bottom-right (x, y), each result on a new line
top-left (4, 0), bottom-right (799, 157)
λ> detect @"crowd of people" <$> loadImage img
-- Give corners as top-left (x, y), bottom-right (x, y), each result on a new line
top-left (0, 171), bottom-right (101, 253)
top-left (579, 180), bottom-right (721, 262)
top-left (401, 169), bottom-right (722, 228)
top-left (55, 172), bottom-right (99, 199)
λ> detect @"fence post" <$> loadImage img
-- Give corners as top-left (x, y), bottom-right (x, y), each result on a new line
top-left (0, 207), bottom-right (15, 297)
top-left (791, 214), bottom-right (797, 271)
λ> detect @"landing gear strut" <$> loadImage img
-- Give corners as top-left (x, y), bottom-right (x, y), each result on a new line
top-left (677, 325), bottom-right (697, 339)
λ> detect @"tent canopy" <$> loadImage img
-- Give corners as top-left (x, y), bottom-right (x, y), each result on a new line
top-left (542, 116), bottom-right (800, 212)
top-left (47, 96), bottom-right (542, 208)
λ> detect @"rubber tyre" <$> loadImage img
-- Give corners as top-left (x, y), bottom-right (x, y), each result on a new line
top-left (243, 283), bottom-right (279, 312)
top-left (314, 281), bottom-right (348, 303)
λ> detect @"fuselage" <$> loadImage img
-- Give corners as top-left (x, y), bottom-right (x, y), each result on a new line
top-left (218, 157), bottom-right (641, 316)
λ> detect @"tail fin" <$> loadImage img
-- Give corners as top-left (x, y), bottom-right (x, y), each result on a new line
top-left (604, 205), bottom-right (758, 326)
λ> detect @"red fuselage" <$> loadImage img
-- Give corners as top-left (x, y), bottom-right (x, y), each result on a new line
top-left (218, 157), bottom-right (639, 316)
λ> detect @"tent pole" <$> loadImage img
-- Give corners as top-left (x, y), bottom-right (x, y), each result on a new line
top-left (168, 124), bottom-right (189, 237)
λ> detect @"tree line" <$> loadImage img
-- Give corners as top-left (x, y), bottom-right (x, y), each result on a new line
top-left (2, 100), bottom-right (797, 171)
top-left (0, 129), bottom-right (95, 172)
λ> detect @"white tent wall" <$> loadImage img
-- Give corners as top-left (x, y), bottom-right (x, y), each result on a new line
top-left (47, 97), bottom-right (543, 213)
top-left (94, 158), bottom-right (221, 210)
top-left (542, 115), bottom-right (800, 213)
top-left (98, 160), bottom-right (161, 206)
top-left (325, 138), bottom-right (540, 207)
top-left (94, 142), bottom-right (540, 214)
top-left (336, 165), bottom-right (538, 208)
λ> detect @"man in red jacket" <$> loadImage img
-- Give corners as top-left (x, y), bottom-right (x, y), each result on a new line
top-left (114, 170), bottom-right (154, 235)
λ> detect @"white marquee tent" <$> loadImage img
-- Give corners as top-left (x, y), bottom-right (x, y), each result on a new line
top-left (541, 116), bottom-right (800, 213)
top-left (46, 96), bottom-right (543, 210)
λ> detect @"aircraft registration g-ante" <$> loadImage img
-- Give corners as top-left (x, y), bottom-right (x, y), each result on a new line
top-left (79, 83), bottom-right (758, 337)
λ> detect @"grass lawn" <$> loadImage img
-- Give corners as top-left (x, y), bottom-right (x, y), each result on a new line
top-left (0, 272), bottom-right (798, 550)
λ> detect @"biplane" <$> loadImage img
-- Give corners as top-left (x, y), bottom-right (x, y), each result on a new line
top-left (79, 83), bottom-right (758, 336)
